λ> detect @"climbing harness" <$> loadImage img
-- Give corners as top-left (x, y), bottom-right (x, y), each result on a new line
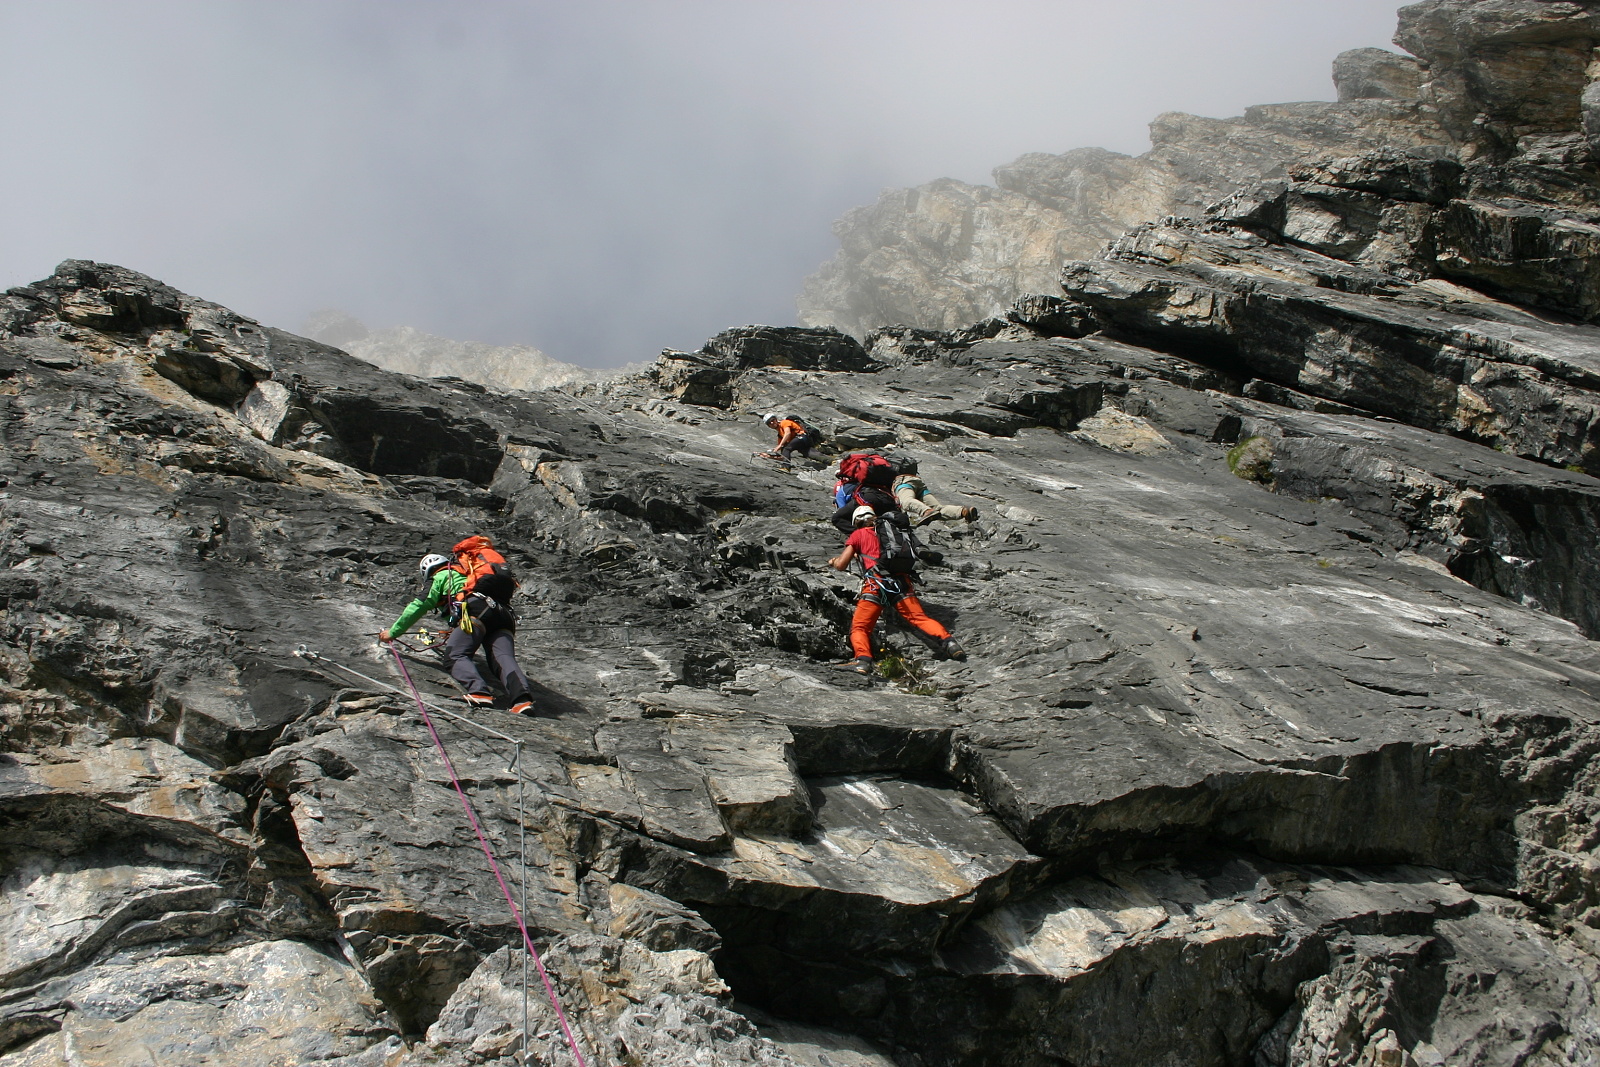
top-left (866, 569), bottom-right (909, 603)
top-left (293, 646), bottom-right (589, 1067)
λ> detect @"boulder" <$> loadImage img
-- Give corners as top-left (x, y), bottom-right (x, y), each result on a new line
top-left (1333, 47), bottom-right (1425, 102)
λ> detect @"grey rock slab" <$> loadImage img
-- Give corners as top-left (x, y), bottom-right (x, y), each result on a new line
top-left (596, 718), bottom-right (735, 851)
top-left (939, 856), bottom-right (1472, 980)
top-left (338, 324), bottom-right (606, 394)
top-left (400, 941), bottom-right (739, 1067)
top-left (613, 993), bottom-right (801, 1067)
top-left (1264, 900), bottom-right (1600, 1066)
top-left (1061, 221), bottom-right (1600, 471)
top-left (1333, 47), bottom-right (1425, 102)
top-left (800, 0), bottom-right (1600, 342)
top-left (742, 1008), bottom-right (900, 1067)
top-left (797, 178), bottom-right (1109, 337)
top-left (270, 714), bottom-right (585, 939)
top-left (800, 80), bottom-right (1450, 337)
top-left (795, 855), bottom-right (1598, 1067)
top-left (0, 938), bottom-right (388, 1067)
top-left (635, 773), bottom-right (1043, 961)
top-left (0, 738), bottom-right (248, 854)
top-left (564, 762), bottom-right (646, 833)
top-left (607, 882), bottom-right (721, 952)
top-left (1224, 397), bottom-right (1600, 638)
top-left (1394, 0), bottom-right (1600, 157)
top-left (663, 714), bottom-right (813, 837)
top-left (0, 853), bottom-right (234, 989)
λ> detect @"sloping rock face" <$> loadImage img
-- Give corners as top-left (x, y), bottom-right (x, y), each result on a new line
top-left (1042, 10), bottom-right (1600, 652)
top-left (1, 246), bottom-right (1599, 1067)
top-left (797, 0), bottom-right (1600, 337)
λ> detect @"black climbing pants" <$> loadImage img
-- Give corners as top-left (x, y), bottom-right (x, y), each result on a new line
top-left (779, 428), bottom-right (822, 461)
top-left (444, 621), bottom-right (530, 700)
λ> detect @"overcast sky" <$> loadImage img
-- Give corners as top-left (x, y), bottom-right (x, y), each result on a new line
top-left (0, 1), bottom-right (1404, 367)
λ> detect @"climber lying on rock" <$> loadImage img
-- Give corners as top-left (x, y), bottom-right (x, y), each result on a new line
top-left (757, 412), bottom-right (823, 462)
top-left (379, 537), bottom-right (534, 715)
top-left (828, 504), bottom-right (964, 675)
top-left (892, 456), bottom-right (977, 526)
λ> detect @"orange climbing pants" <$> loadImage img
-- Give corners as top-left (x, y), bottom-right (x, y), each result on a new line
top-left (850, 588), bottom-right (950, 659)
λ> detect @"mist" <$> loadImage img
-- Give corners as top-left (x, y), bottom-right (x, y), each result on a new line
top-left (0, 1), bottom-right (1403, 367)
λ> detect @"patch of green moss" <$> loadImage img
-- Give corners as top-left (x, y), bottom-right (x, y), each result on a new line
top-left (876, 650), bottom-right (909, 680)
top-left (1226, 436), bottom-right (1274, 485)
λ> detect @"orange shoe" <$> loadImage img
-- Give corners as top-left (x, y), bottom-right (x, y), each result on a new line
top-left (460, 692), bottom-right (495, 707)
top-left (509, 701), bottom-right (533, 715)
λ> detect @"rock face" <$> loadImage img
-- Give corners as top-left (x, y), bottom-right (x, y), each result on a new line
top-left (6, 4), bottom-right (1600, 1064)
top-left (797, 0), bottom-right (1600, 337)
top-left (2, 224), bottom-right (1600, 1067)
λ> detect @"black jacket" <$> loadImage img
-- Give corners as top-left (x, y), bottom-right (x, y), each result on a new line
top-left (830, 486), bottom-right (896, 534)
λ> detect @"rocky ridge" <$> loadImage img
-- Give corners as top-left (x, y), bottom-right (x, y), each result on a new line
top-left (301, 309), bottom-right (624, 394)
top-left (797, 0), bottom-right (1600, 338)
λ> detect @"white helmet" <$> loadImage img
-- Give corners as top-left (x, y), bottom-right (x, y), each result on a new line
top-left (760, 411), bottom-right (779, 424)
top-left (852, 505), bottom-right (876, 526)
top-left (419, 553), bottom-right (451, 578)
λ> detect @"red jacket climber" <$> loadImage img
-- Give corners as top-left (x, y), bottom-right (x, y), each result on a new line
top-left (828, 505), bottom-right (964, 675)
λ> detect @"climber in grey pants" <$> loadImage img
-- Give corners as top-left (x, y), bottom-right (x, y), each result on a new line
top-left (893, 475), bottom-right (977, 525)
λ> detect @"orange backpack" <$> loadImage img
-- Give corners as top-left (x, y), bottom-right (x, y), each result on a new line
top-left (452, 536), bottom-right (518, 606)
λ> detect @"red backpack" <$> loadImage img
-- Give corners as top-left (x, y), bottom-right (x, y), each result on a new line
top-left (452, 536), bottom-right (518, 606)
top-left (838, 453), bottom-right (894, 489)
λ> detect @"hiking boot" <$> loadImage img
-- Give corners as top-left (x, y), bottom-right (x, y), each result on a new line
top-left (940, 637), bottom-right (967, 661)
top-left (835, 656), bottom-right (874, 675)
top-left (508, 700), bottom-right (534, 715)
top-left (961, 507), bottom-right (979, 522)
top-left (460, 692), bottom-right (495, 707)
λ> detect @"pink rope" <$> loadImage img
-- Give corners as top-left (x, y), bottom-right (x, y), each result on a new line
top-left (388, 646), bottom-right (590, 1067)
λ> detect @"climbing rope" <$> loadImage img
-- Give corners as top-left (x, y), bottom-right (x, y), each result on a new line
top-left (387, 645), bottom-right (590, 1067)
top-left (292, 647), bottom-right (657, 832)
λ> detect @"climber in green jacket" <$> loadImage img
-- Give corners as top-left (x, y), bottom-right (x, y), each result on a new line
top-left (380, 552), bottom-right (533, 714)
